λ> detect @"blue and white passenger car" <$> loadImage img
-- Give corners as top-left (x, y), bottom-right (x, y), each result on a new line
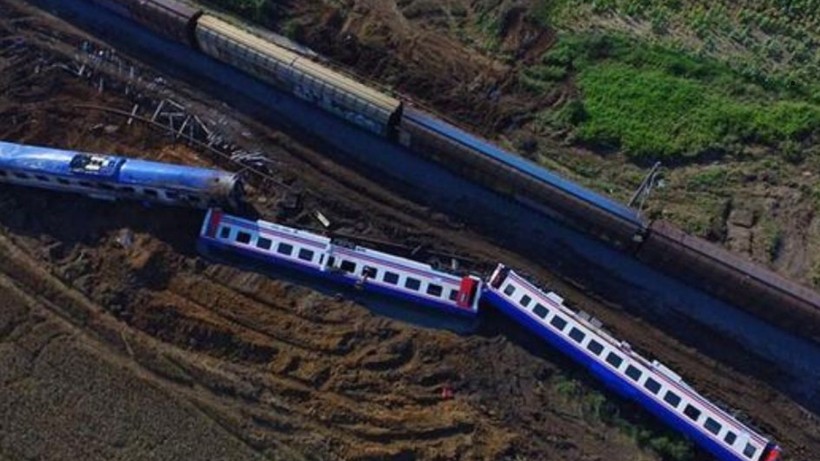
top-left (0, 141), bottom-right (242, 208)
top-left (198, 209), bottom-right (482, 317)
top-left (484, 264), bottom-right (781, 461)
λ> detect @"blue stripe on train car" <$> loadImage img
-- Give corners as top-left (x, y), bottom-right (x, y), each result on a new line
top-left (403, 108), bottom-right (642, 225)
top-left (198, 236), bottom-right (479, 319)
top-left (482, 290), bottom-right (745, 461)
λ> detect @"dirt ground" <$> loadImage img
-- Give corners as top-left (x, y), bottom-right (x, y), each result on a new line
top-left (0, 1), bottom-right (819, 460)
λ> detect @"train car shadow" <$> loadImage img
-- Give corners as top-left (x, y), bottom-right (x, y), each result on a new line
top-left (0, 183), bottom-right (204, 261)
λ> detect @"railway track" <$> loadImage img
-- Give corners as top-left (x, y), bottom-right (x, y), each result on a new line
top-left (0, 1), bottom-right (818, 459)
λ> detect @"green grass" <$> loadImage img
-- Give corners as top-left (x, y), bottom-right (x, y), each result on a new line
top-left (575, 62), bottom-right (820, 160)
top-left (551, 373), bottom-right (695, 460)
top-left (529, 33), bottom-right (820, 161)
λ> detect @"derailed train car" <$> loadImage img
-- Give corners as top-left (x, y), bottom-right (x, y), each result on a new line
top-left (83, 0), bottom-right (820, 344)
top-left (0, 141), bottom-right (242, 209)
top-left (199, 209), bottom-right (783, 461)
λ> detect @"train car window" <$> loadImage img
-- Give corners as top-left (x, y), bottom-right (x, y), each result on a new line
top-left (427, 284), bottom-right (443, 297)
top-left (144, 189), bottom-right (158, 198)
top-left (724, 431), bottom-right (737, 445)
top-left (298, 249), bottom-right (315, 262)
top-left (79, 181), bottom-right (94, 188)
top-left (704, 418), bottom-right (721, 435)
top-left (405, 278), bottom-right (421, 291)
top-left (519, 294), bottom-right (532, 307)
top-left (550, 315), bottom-right (568, 331)
top-left (533, 303), bottom-right (549, 319)
top-left (362, 266), bottom-right (377, 278)
top-left (663, 391), bottom-right (681, 408)
top-left (0, 170), bottom-right (7, 176)
top-left (644, 378), bottom-right (661, 394)
top-left (257, 237), bottom-right (273, 250)
top-left (35, 175), bottom-right (49, 182)
top-left (165, 191), bottom-right (180, 200)
top-left (449, 289), bottom-right (459, 301)
top-left (625, 365), bottom-right (642, 381)
top-left (277, 243), bottom-right (294, 256)
top-left (503, 284), bottom-right (516, 296)
top-left (587, 340), bottom-right (604, 356)
top-left (57, 178), bottom-right (70, 185)
top-left (743, 444), bottom-right (756, 459)
top-left (569, 327), bottom-right (585, 343)
top-left (236, 232), bottom-right (252, 244)
top-left (14, 172), bottom-right (29, 179)
top-left (683, 404), bottom-right (701, 422)
top-left (120, 186), bottom-right (134, 193)
top-left (383, 272), bottom-right (399, 285)
top-left (219, 227), bottom-right (231, 239)
top-left (98, 183), bottom-right (115, 191)
top-left (340, 260), bottom-right (356, 272)
top-left (605, 352), bottom-right (623, 369)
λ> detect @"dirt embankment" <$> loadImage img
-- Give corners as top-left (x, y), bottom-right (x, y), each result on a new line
top-left (1, 2), bottom-right (819, 460)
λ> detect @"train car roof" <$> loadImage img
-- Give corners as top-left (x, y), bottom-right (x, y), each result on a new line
top-left (0, 141), bottom-right (236, 191)
top-left (403, 109), bottom-right (643, 225)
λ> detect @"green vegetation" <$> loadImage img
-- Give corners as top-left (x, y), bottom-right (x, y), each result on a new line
top-left (203, 0), bottom-right (271, 22)
top-left (528, 33), bottom-right (820, 161)
top-left (552, 373), bottom-right (695, 460)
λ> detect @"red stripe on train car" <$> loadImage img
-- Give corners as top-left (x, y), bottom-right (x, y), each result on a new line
top-left (457, 277), bottom-right (478, 309)
top-left (207, 209), bottom-right (223, 237)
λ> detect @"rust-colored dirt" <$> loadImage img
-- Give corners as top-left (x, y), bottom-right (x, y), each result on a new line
top-left (0, 2), bottom-right (818, 460)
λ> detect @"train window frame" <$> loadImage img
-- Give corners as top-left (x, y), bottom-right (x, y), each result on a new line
top-left (644, 377), bottom-right (661, 394)
top-left (448, 289), bottom-right (459, 301)
top-left (568, 327), bottom-right (585, 343)
top-left (663, 391), bottom-right (681, 408)
top-left (340, 260), bottom-right (356, 273)
top-left (383, 272), bottom-right (399, 285)
top-left (119, 186), bottom-right (135, 193)
top-left (165, 190), bottom-right (180, 200)
top-left (79, 181), bottom-right (94, 188)
top-left (519, 294), bottom-right (532, 307)
top-left (550, 315), bottom-right (568, 331)
top-left (57, 178), bottom-right (71, 185)
top-left (625, 365), bottom-right (642, 382)
top-left (587, 340), bottom-right (604, 356)
top-left (743, 443), bottom-right (756, 459)
top-left (683, 404), bottom-right (701, 422)
top-left (503, 284), bottom-right (516, 296)
top-left (98, 183), bottom-right (115, 191)
top-left (532, 303), bottom-right (549, 319)
top-left (257, 237), bottom-right (273, 250)
top-left (144, 188), bottom-right (159, 198)
top-left (724, 431), bottom-right (737, 446)
top-left (0, 170), bottom-right (6, 176)
top-left (704, 417), bottom-right (721, 436)
top-left (405, 278), bottom-right (421, 291)
top-left (35, 174), bottom-right (50, 182)
top-left (277, 243), bottom-right (294, 256)
top-left (427, 284), bottom-right (443, 297)
top-left (236, 232), bottom-right (252, 244)
top-left (219, 227), bottom-right (231, 239)
top-left (605, 352), bottom-right (623, 369)
top-left (298, 248), bottom-right (315, 262)
top-left (14, 172), bottom-right (29, 179)
top-left (362, 266), bottom-right (377, 278)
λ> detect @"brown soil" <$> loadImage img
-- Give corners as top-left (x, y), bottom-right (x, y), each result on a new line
top-left (0, 2), bottom-right (818, 460)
